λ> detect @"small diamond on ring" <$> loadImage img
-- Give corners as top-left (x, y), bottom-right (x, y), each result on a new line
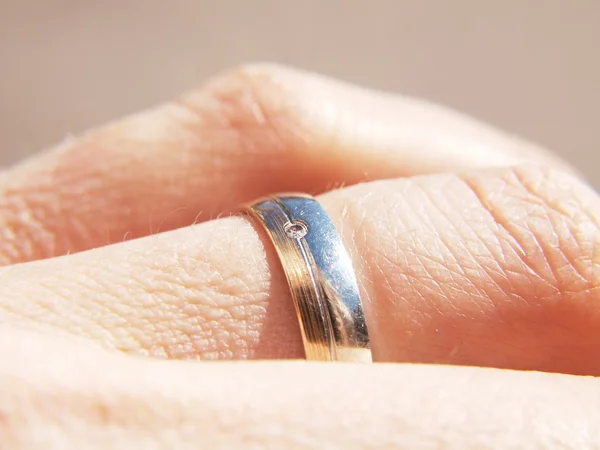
top-left (284, 221), bottom-right (308, 239)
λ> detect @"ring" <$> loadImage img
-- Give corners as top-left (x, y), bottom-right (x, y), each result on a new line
top-left (246, 193), bottom-right (372, 362)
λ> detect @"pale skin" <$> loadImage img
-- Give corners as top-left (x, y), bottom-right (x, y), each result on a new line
top-left (0, 64), bottom-right (599, 448)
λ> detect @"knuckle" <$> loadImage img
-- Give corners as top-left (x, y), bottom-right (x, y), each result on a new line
top-left (464, 164), bottom-right (600, 302)
top-left (335, 167), bottom-right (600, 367)
top-left (341, 164), bottom-right (600, 301)
top-left (179, 63), bottom-right (306, 157)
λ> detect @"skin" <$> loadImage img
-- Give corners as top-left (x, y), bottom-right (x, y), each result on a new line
top-left (0, 64), bottom-right (599, 448)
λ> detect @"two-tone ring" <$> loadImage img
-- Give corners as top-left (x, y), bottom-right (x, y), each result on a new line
top-left (246, 194), bottom-right (372, 362)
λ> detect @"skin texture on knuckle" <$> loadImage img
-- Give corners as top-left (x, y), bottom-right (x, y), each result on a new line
top-left (0, 63), bottom-right (571, 268)
top-left (0, 63), bottom-right (319, 267)
top-left (325, 165), bottom-right (600, 373)
top-left (181, 63), bottom-right (315, 164)
top-left (462, 164), bottom-right (600, 304)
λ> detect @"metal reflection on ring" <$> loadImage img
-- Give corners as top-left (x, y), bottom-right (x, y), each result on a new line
top-left (246, 193), bottom-right (372, 363)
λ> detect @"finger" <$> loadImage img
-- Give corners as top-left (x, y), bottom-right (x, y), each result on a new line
top-left (0, 64), bottom-right (573, 265)
top-left (2, 331), bottom-right (599, 449)
top-left (1, 164), bottom-right (599, 374)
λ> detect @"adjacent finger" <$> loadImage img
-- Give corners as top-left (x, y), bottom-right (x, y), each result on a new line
top-left (2, 331), bottom-right (599, 449)
top-left (0, 64), bottom-right (571, 265)
top-left (1, 164), bottom-right (599, 374)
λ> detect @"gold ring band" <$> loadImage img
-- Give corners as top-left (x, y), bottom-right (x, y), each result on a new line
top-left (246, 193), bottom-right (371, 362)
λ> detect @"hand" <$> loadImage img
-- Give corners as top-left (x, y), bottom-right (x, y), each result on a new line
top-left (1, 64), bottom-right (599, 448)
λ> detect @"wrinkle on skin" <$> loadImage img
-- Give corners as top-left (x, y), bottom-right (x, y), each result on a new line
top-left (0, 166), bottom-right (599, 375)
top-left (0, 64), bottom-right (570, 265)
top-left (326, 166), bottom-right (600, 372)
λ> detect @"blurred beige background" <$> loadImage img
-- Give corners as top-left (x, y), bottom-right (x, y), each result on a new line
top-left (1, 1), bottom-right (599, 185)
